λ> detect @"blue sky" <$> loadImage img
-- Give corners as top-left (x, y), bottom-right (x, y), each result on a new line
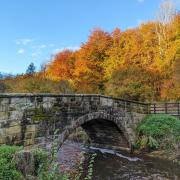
top-left (0, 0), bottom-right (172, 74)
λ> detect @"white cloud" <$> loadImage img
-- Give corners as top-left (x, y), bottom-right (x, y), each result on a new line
top-left (32, 51), bottom-right (41, 57)
top-left (16, 38), bottom-right (34, 45)
top-left (32, 43), bottom-right (55, 49)
top-left (31, 43), bottom-right (56, 58)
top-left (32, 44), bottom-right (47, 49)
top-left (137, 0), bottom-right (144, 3)
top-left (17, 49), bottom-right (25, 54)
top-left (53, 46), bottom-right (80, 54)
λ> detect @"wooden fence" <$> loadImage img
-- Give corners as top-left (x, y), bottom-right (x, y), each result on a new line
top-left (150, 103), bottom-right (180, 117)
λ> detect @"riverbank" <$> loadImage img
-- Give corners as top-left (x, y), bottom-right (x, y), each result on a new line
top-left (0, 140), bottom-right (180, 179)
top-left (147, 150), bottom-right (180, 165)
top-left (133, 149), bottom-right (180, 165)
top-left (134, 114), bottom-right (180, 165)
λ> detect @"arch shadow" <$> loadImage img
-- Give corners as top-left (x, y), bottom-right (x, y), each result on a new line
top-left (55, 112), bottom-right (132, 151)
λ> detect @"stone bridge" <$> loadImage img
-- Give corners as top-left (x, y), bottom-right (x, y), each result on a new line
top-left (0, 94), bottom-right (149, 151)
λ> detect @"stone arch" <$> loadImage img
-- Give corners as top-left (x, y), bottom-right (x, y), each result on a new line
top-left (55, 112), bottom-right (132, 151)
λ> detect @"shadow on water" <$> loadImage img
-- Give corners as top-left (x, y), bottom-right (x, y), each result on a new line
top-left (58, 141), bottom-right (180, 180)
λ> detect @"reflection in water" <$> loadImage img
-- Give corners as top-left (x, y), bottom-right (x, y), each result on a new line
top-left (58, 141), bottom-right (180, 180)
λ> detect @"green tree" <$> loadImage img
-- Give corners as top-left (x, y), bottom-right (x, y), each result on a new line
top-left (26, 63), bottom-right (36, 75)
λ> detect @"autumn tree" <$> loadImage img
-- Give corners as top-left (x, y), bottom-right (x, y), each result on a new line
top-left (161, 14), bottom-right (180, 100)
top-left (46, 49), bottom-right (76, 82)
top-left (104, 28), bottom-right (145, 79)
top-left (155, 0), bottom-right (177, 61)
top-left (105, 67), bottom-right (163, 101)
top-left (73, 28), bottom-right (113, 93)
top-left (103, 28), bottom-right (123, 79)
top-left (41, 9), bottom-right (179, 101)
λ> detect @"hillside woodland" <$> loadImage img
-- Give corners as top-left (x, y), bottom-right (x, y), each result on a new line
top-left (1, 14), bottom-right (179, 102)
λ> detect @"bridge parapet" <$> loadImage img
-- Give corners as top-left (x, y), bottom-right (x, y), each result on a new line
top-left (0, 94), bottom-right (149, 112)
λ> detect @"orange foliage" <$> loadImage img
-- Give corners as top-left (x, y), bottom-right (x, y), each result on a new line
top-left (45, 14), bottom-right (179, 101)
top-left (47, 50), bottom-right (75, 81)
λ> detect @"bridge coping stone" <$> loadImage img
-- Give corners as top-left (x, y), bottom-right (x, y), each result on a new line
top-left (0, 93), bottom-right (148, 105)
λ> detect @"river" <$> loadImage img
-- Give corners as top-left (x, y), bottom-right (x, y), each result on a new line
top-left (57, 141), bottom-right (180, 180)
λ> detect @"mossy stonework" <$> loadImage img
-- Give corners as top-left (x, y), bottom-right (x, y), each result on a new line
top-left (0, 94), bottom-right (148, 149)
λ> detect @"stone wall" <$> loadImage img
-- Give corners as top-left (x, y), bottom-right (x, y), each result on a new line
top-left (0, 94), bottom-right (148, 148)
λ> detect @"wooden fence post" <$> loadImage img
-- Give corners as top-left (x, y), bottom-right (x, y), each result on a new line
top-left (165, 103), bottom-right (167, 114)
top-left (154, 104), bottom-right (156, 114)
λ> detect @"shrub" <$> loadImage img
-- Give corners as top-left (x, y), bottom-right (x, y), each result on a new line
top-left (0, 145), bottom-right (23, 180)
top-left (33, 137), bottom-right (70, 180)
top-left (33, 148), bottom-right (49, 176)
top-left (135, 114), bottom-right (180, 151)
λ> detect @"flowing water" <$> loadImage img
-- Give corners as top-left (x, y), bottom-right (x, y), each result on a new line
top-left (58, 141), bottom-right (180, 180)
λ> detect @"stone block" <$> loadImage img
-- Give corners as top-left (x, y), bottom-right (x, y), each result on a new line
top-left (25, 132), bottom-right (34, 139)
top-left (0, 128), bottom-right (5, 136)
top-left (24, 139), bottom-right (35, 146)
top-left (0, 111), bottom-right (9, 120)
top-left (10, 97), bottom-right (27, 104)
top-left (5, 125), bottom-right (21, 135)
top-left (8, 111), bottom-right (23, 121)
top-left (0, 98), bottom-right (10, 105)
top-left (26, 125), bottom-right (36, 132)
top-left (9, 120), bottom-right (21, 127)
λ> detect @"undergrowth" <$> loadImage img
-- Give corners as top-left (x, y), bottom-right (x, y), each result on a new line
top-left (0, 145), bottom-right (23, 180)
top-left (135, 114), bottom-right (180, 151)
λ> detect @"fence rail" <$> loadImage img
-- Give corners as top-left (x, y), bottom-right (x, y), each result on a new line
top-left (150, 102), bottom-right (180, 117)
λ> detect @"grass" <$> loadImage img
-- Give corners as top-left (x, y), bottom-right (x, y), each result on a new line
top-left (135, 114), bottom-right (180, 151)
